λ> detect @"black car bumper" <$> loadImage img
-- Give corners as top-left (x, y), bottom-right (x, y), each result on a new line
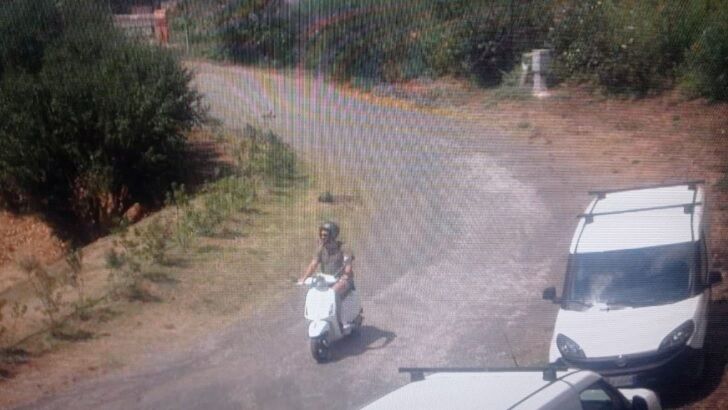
top-left (558, 345), bottom-right (702, 387)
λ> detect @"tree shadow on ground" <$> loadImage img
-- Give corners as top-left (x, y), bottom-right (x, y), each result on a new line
top-left (330, 325), bottom-right (396, 362)
top-left (658, 299), bottom-right (728, 408)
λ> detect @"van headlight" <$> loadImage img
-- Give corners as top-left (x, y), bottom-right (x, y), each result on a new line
top-left (659, 320), bottom-right (694, 352)
top-left (557, 334), bottom-right (586, 360)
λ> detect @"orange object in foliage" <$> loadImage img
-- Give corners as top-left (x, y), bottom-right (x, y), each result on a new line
top-left (154, 8), bottom-right (169, 45)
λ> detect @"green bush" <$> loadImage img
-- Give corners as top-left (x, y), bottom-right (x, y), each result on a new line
top-left (549, 0), bottom-right (668, 93)
top-left (179, 0), bottom-right (548, 83)
top-left (548, 0), bottom-right (727, 98)
top-left (0, 0), bottom-right (203, 233)
top-left (255, 131), bottom-right (297, 185)
top-left (0, 0), bottom-right (61, 78)
top-left (18, 256), bottom-right (64, 328)
top-left (682, 6), bottom-right (728, 101)
top-left (216, 0), bottom-right (297, 65)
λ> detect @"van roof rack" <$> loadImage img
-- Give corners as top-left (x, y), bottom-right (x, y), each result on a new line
top-left (398, 365), bottom-right (570, 382)
top-left (589, 180), bottom-right (704, 199)
top-left (577, 202), bottom-right (702, 223)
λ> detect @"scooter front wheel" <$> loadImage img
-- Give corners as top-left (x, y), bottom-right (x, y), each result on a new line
top-left (310, 336), bottom-right (330, 363)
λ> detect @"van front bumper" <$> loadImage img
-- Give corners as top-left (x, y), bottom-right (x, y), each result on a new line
top-left (558, 345), bottom-right (702, 387)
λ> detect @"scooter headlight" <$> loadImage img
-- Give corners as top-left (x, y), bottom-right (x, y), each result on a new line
top-left (557, 334), bottom-right (586, 360)
top-left (659, 320), bottom-right (694, 352)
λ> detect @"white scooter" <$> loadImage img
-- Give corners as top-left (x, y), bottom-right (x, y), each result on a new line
top-left (302, 272), bottom-right (363, 363)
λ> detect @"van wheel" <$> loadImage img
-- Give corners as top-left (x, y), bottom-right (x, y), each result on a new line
top-left (310, 336), bottom-right (330, 363)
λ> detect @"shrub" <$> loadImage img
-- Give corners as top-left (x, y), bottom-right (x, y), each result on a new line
top-left (65, 248), bottom-right (88, 314)
top-left (549, 0), bottom-right (725, 97)
top-left (549, 0), bottom-right (668, 93)
top-left (104, 248), bottom-right (129, 295)
top-left (682, 6), bottom-right (728, 101)
top-left (137, 218), bottom-right (173, 265)
top-left (256, 131), bottom-right (297, 185)
top-left (18, 256), bottom-right (64, 329)
top-left (0, 0), bottom-right (61, 78)
top-left (216, 0), bottom-right (297, 65)
top-left (0, 0), bottom-right (203, 235)
top-left (0, 300), bottom-right (28, 347)
top-left (165, 183), bottom-right (196, 249)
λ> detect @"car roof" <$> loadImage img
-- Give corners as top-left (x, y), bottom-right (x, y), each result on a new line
top-left (571, 185), bottom-right (704, 253)
top-left (362, 369), bottom-right (593, 410)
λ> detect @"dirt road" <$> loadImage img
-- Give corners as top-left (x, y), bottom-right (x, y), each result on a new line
top-left (16, 63), bottom-right (649, 409)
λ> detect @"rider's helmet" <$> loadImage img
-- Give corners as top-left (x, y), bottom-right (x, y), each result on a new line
top-left (319, 221), bottom-right (339, 241)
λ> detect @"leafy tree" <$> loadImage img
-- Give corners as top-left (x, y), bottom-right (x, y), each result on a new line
top-left (0, 0), bottom-right (203, 236)
top-left (682, 5), bottom-right (728, 101)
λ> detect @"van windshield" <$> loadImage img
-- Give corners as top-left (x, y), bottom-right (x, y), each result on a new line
top-left (565, 242), bottom-right (696, 309)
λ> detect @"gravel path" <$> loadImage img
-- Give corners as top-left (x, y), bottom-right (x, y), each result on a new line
top-left (20, 62), bottom-right (591, 410)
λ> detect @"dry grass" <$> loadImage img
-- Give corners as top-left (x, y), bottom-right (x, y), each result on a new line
top-left (0, 134), bottom-right (371, 407)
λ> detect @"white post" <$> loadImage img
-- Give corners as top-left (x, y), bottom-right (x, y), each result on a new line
top-left (531, 49), bottom-right (551, 98)
top-left (519, 52), bottom-right (531, 88)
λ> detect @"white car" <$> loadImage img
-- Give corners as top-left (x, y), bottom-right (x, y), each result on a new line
top-left (543, 181), bottom-right (722, 387)
top-left (361, 367), bottom-right (661, 409)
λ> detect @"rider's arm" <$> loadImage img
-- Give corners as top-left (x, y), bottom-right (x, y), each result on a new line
top-left (299, 258), bottom-right (319, 283)
top-left (343, 253), bottom-right (354, 277)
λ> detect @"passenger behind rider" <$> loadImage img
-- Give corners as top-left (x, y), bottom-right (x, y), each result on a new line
top-left (298, 222), bottom-right (354, 329)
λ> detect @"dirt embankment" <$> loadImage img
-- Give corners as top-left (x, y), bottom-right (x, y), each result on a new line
top-left (0, 212), bottom-right (66, 275)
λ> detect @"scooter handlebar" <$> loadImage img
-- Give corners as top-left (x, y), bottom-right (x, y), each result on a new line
top-left (300, 274), bottom-right (337, 288)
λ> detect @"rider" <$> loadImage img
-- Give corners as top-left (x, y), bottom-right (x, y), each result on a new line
top-left (298, 222), bottom-right (354, 328)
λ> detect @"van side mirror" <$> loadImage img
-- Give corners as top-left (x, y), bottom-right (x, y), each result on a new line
top-left (542, 287), bottom-right (557, 302)
top-left (631, 396), bottom-right (648, 410)
top-left (709, 271), bottom-right (723, 286)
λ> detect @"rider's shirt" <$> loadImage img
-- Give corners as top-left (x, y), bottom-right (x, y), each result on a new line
top-left (316, 242), bottom-right (352, 277)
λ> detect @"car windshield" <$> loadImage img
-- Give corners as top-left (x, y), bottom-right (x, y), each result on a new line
top-left (565, 242), bottom-right (695, 308)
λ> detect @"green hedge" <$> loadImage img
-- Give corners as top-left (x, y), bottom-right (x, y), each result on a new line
top-left (549, 0), bottom-right (728, 99)
top-left (0, 0), bottom-right (203, 235)
top-left (682, 5), bottom-right (728, 101)
top-left (173, 0), bottom-right (727, 99)
top-left (177, 0), bottom-right (548, 83)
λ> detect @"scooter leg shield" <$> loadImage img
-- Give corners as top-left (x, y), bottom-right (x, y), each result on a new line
top-left (308, 320), bottom-right (330, 339)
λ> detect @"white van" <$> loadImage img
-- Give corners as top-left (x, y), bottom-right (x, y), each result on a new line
top-left (362, 367), bottom-right (661, 409)
top-left (543, 181), bottom-right (722, 387)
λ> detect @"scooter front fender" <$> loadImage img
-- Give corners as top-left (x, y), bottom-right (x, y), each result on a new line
top-left (308, 320), bottom-right (330, 339)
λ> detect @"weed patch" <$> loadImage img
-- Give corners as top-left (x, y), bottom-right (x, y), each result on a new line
top-left (17, 256), bottom-right (64, 330)
top-left (318, 191), bottom-right (334, 203)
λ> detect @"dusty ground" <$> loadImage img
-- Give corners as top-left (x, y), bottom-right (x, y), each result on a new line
top-left (0, 128), bottom-right (370, 407)
top-left (372, 79), bottom-right (728, 274)
top-left (1, 70), bottom-right (727, 409)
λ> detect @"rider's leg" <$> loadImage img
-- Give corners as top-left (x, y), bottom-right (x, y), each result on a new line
top-left (332, 278), bottom-right (350, 330)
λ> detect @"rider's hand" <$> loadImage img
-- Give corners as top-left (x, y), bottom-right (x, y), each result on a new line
top-left (297, 279), bottom-right (304, 285)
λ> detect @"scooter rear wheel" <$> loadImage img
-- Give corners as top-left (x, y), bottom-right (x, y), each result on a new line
top-left (310, 337), bottom-right (330, 363)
